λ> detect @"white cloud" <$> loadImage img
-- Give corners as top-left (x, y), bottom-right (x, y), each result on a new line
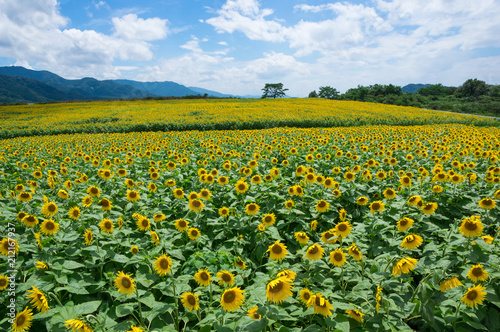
top-left (0, 0), bottom-right (169, 79)
top-left (205, 0), bottom-right (286, 42)
top-left (112, 14), bottom-right (168, 41)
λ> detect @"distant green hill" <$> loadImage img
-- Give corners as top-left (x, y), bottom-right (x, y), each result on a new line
top-left (0, 75), bottom-right (84, 103)
top-left (114, 79), bottom-right (197, 97)
top-left (401, 84), bottom-right (432, 93)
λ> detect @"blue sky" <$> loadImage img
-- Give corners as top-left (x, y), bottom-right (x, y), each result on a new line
top-left (1, 0), bottom-right (499, 96)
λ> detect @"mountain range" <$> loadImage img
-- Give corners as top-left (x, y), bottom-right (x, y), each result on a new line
top-left (0, 66), bottom-right (236, 104)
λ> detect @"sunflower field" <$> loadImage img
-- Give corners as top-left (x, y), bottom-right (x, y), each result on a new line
top-left (0, 100), bottom-right (500, 332)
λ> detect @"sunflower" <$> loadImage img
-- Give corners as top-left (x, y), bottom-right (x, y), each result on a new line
top-left (315, 200), bottom-right (330, 213)
top-left (194, 268), bottom-right (212, 287)
top-left (82, 195), bottom-right (92, 208)
top-left (126, 190), bottom-right (140, 202)
top-left (383, 188), bottom-right (397, 200)
top-left (295, 231), bottom-right (310, 244)
top-left (329, 248), bottom-right (347, 267)
top-left (150, 231), bottom-right (160, 246)
top-left (136, 216), bottom-right (151, 231)
top-left (153, 213), bottom-right (166, 223)
top-left (262, 213), bottom-right (276, 227)
top-left (234, 257), bottom-right (247, 270)
top-left (335, 221), bottom-right (352, 238)
top-left (127, 325), bottom-right (144, 332)
top-left (98, 218), bottom-right (114, 234)
top-left (87, 185), bottom-right (101, 197)
top-left (346, 309), bottom-right (364, 323)
top-left (478, 198), bottom-right (496, 210)
top-left (467, 264), bottom-right (488, 282)
top-left (64, 318), bottom-right (93, 332)
top-left (310, 219), bottom-right (318, 231)
top-left (217, 270), bottom-right (235, 287)
top-left (217, 176), bottom-right (229, 186)
top-left (439, 277), bottom-right (463, 292)
top-left (369, 201), bottom-right (385, 213)
top-left (401, 234), bottom-right (423, 250)
top-left (397, 217), bottom-right (414, 232)
top-left (407, 195), bottom-right (422, 206)
top-left (267, 241), bottom-right (288, 261)
top-left (338, 208), bottom-right (347, 221)
top-left (220, 287), bottom-right (245, 312)
top-left (0, 274), bottom-right (8, 291)
top-left (188, 227), bottom-right (201, 240)
top-left (235, 180), bottom-right (249, 194)
top-left (344, 172), bottom-right (355, 182)
top-left (421, 202), bottom-right (438, 215)
top-left (154, 254), bottom-right (173, 276)
top-left (266, 276), bottom-right (293, 304)
top-left (130, 246), bottom-right (139, 255)
top-left (174, 219), bottom-right (189, 232)
top-left (459, 216), bottom-right (483, 237)
top-left (461, 284), bottom-right (487, 308)
top-left (41, 201), bottom-right (58, 217)
top-left (17, 192), bottom-right (32, 202)
top-left (277, 269), bottom-right (296, 282)
top-left (284, 200), bottom-right (294, 209)
top-left (299, 288), bottom-right (312, 305)
top-left (11, 307), bottom-right (33, 332)
top-left (26, 286), bottom-right (50, 313)
top-left (173, 188), bottom-right (185, 199)
top-left (305, 243), bottom-right (324, 261)
top-left (188, 199), bottom-right (205, 213)
top-left (0, 238), bottom-right (18, 257)
top-left (347, 243), bottom-right (363, 261)
top-left (245, 203), bottom-right (260, 216)
top-left (392, 257), bottom-right (418, 276)
top-left (219, 206), bottom-right (230, 217)
top-left (98, 197), bottom-right (113, 211)
top-left (114, 271), bottom-right (135, 295)
top-left (308, 293), bottom-right (333, 317)
top-left (68, 206), bottom-right (80, 220)
top-left (400, 176), bottom-right (412, 187)
top-left (181, 292), bottom-right (200, 312)
top-left (247, 306), bottom-right (261, 319)
top-left (376, 286), bottom-right (383, 312)
top-left (22, 215), bottom-right (39, 227)
top-left (83, 228), bottom-right (93, 245)
top-left (40, 219), bottom-right (60, 236)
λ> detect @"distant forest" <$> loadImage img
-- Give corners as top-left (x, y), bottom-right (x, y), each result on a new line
top-left (309, 79), bottom-right (500, 117)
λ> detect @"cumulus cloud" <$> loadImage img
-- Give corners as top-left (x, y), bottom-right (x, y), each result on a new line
top-left (0, 0), bottom-right (168, 79)
top-left (112, 14), bottom-right (168, 41)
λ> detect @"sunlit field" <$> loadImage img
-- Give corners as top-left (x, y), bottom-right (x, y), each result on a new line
top-left (0, 98), bottom-right (498, 139)
top-left (0, 100), bottom-right (499, 331)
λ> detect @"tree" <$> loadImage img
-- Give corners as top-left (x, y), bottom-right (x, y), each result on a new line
top-left (261, 83), bottom-right (288, 99)
top-left (308, 90), bottom-right (318, 98)
top-left (418, 84), bottom-right (447, 96)
top-left (457, 79), bottom-right (488, 98)
top-left (318, 86), bottom-right (339, 100)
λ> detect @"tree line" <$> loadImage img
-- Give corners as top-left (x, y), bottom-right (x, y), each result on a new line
top-left (261, 79), bottom-right (500, 116)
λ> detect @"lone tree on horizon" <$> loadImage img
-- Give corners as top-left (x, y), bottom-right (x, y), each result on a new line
top-left (261, 83), bottom-right (288, 99)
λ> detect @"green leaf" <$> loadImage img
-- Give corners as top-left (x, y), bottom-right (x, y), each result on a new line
top-left (333, 313), bottom-right (350, 332)
top-left (61, 260), bottom-right (85, 269)
top-left (214, 322), bottom-right (234, 332)
top-left (138, 292), bottom-right (157, 308)
top-left (74, 300), bottom-right (102, 315)
top-left (115, 303), bottom-right (137, 318)
top-left (242, 317), bottom-right (268, 331)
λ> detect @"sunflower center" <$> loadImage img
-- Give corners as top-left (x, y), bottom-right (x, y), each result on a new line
top-left (467, 290), bottom-right (478, 300)
top-left (26, 216), bottom-right (35, 223)
top-left (0, 279), bottom-right (6, 286)
top-left (142, 220), bottom-right (149, 227)
top-left (272, 245), bottom-right (283, 254)
top-left (130, 192), bottom-right (137, 198)
top-left (337, 224), bottom-right (347, 232)
top-left (264, 216), bottom-right (272, 223)
top-left (188, 295), bottom-right (196, 305)
top-left (334, 252), bottom-right (343, 261)
top-left (472, 268), bottom-right (483, 277)
top-left (324, 232), bottom-right (333, 239)
top-left (238, 184), bottom-right (245, 190)
top-left (308, 245), bottom-right (319, 254)
top-left (121, 278), bottom-right (131, 288)
top-left (222, 274), bottom-right (231, 281)
top-left (400, 219), bottom-right (408, 226)
top-left (200, 272), bottom-right (209, 281)
top-left (179, 220), bottom-right (186, 227)
top-left (192, 200), bottom-right (201, 207)
top-left (318, 201), bottom-right (326, 208)
top-left (223, 291), bottom-right (235, 303)
top-left (482, 199), bottom-right (492, 206)
top-left (91, 188), bottom-right (98, 194)
top-left (347, 174), bottom-right (353, 179)
top-left (191, 230), bottom-right (198, 237)
top-left (269, 281), bottom-right (284, 293)
top-left (387, 190), bottom-right (394, 195)
top-left (105, 222), bottom-right (112, 230)
top-left (303, 292), bottom-right (310, 300)
top-left (372, 203), bottom-right (380, 210)
top-left (102, 200), bottom-right (110, 207)
top-left (16, 315), bottom-right (26, 326)
top-left (160, 259), bottom-right (169, 269)
top-left (21, 193), bottom-right (30, 198)
top-left (46, 222), bottom-right (55, 230)
top-left (465, 221), bottom-right (477, 231)
top-left (48, 204), bottom-right (56, 212)
top-left (406, 236), bottom-right (415, 243)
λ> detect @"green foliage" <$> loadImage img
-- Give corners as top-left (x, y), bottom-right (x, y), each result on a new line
top-left (457, 79), bottom-right (489, 99)
top-left (261, 83), bottom-right (288, 99)
top-left (318, 86), bottom-right (339, 100)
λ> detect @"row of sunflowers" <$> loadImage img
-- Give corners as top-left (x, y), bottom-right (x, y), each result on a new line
top-left (0, 123), bottom-right (499, 331)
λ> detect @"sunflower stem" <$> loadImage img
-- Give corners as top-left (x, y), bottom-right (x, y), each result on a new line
top-left (135, 286), bottom-right (145, 328)
top-left (172, 278), bottom-right (180, 331)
